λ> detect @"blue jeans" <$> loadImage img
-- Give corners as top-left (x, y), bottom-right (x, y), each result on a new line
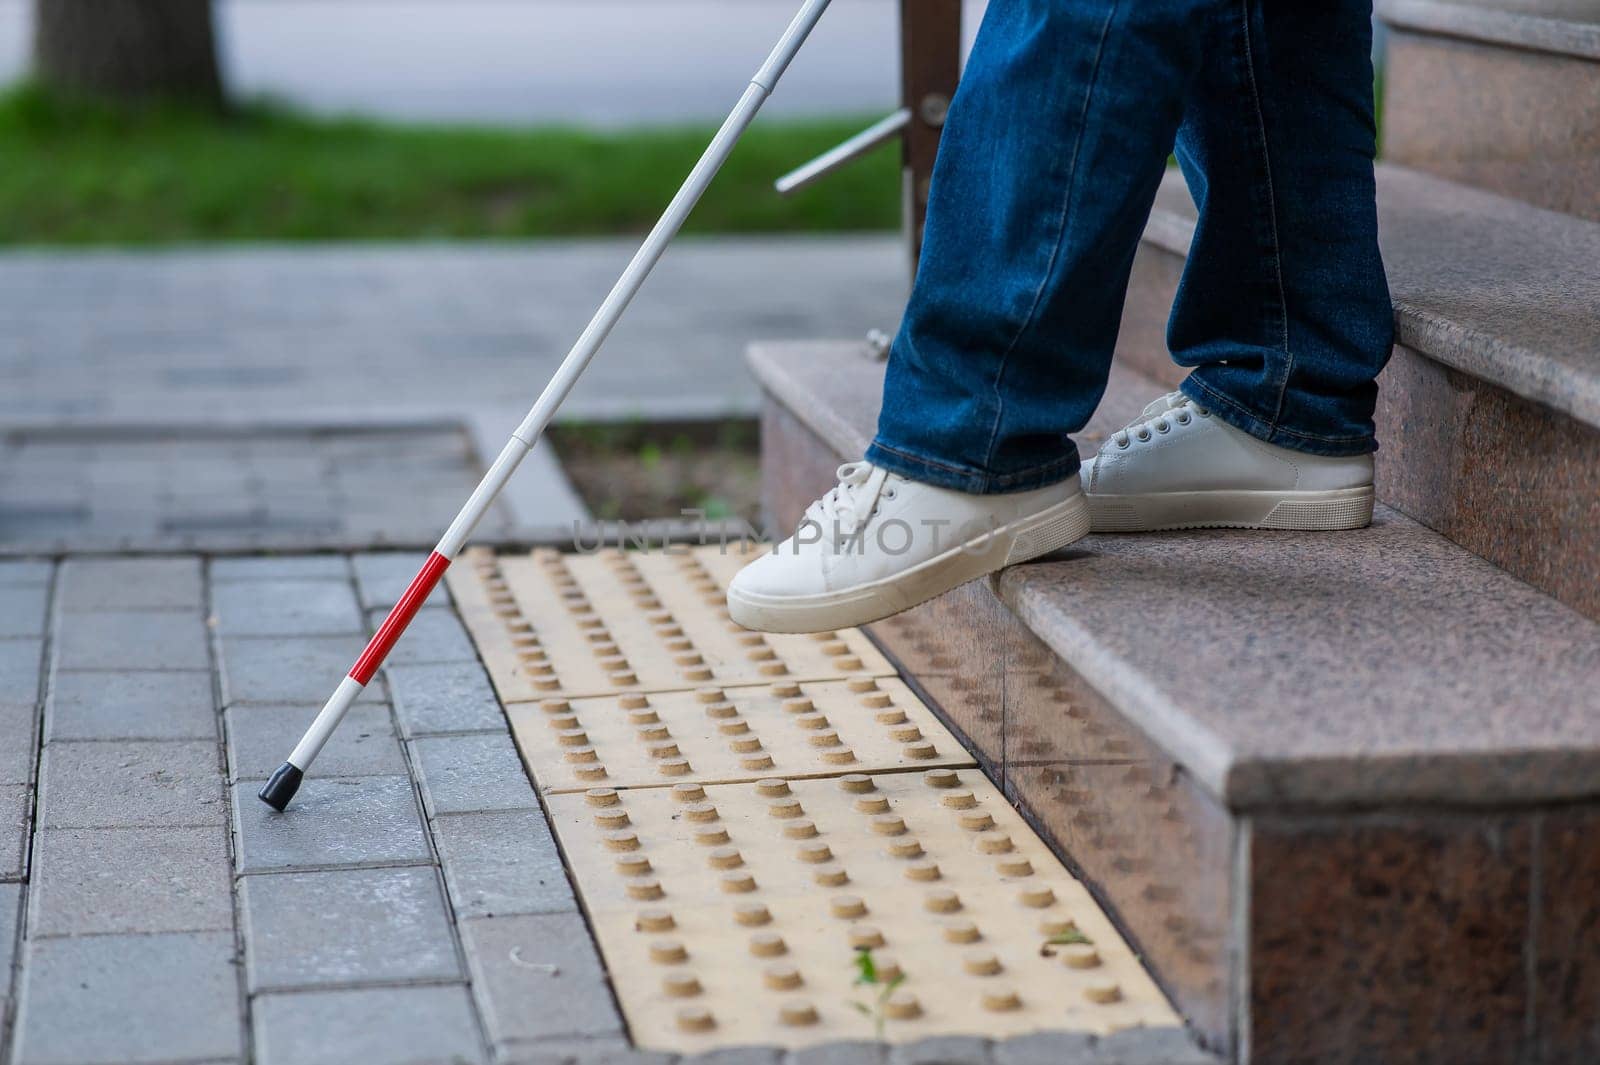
top-left (867, 0), bottom-right (1394, 494)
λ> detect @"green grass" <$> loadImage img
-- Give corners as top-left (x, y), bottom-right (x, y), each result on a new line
top-left (0, 83), bottom-right (900, 245)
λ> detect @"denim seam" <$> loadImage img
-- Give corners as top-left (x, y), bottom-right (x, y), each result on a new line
top-left (976, 0), bottom-right (1120, 475)
top-left (1184, 377), bottom-right (1369, 446)
top-left (1238, 0), bottom-right (1295, 429)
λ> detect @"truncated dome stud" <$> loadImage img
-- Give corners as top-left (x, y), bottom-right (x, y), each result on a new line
top-left (514, 705), bottom-right (1185, 1047)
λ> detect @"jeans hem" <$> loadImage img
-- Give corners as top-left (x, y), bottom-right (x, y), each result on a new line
top-left (1179, 377), bottom-right (1375, 457)
top-left (866, 439), bottom-right (1082, 495)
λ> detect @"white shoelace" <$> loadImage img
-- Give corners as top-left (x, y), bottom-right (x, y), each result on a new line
top-left (1110, 391), bottom-right (1210, 449)
top-left (806, 462), bottom-right (896, 536)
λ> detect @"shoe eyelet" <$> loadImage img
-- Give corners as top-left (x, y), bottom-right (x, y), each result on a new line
top-left (1176, 413), bottom-right (1191, 425)
top-left (1136, 429), bottom-right (1152, 442)
top-left (883, 489), bottom-right (897, 500)
top-left (1154, 420), bottom-right (1170, 434)
top-left (1116, 438), bottom-right (1130, 450)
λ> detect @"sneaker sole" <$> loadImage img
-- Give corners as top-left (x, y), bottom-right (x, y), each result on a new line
top-left (1086, 485), bottom-right (1374, 532)
top-left (726, 491), bottom-right (1091, 634)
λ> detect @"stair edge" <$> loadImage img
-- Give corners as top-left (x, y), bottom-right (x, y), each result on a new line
top-left (1377, 0), bottom-right (1600, 62)
top-left (1144, 163), bottom-right (1600, 432)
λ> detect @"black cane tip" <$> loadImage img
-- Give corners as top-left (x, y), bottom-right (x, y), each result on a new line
top-left (259, 762), bottom-right (304, 811)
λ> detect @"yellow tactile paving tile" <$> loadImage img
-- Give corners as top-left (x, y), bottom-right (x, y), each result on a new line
top-left (449, 545), bottom-right (892, 703)
top-left (505, 678), bottom-right (977, 793)
top-left (547, 770), bottom-right (1182, 1050)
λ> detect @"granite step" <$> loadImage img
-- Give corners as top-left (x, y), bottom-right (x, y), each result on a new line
top-left (749, 338), bottom-right (1600, 1065)
top-left (1119, 164), bottom-right (1600, 620)
top-left (1376, 0), bottom-right (1600, 220)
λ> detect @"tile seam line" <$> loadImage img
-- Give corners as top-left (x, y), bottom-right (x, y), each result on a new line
top-left (232, 859), bottom-right (438, 880)
top-left (248, 976), bottom-right (474, 997)
top-left (202, 556), bottom-right (255, 1065)
top-left (1, 557), bottom-right (57, 1064)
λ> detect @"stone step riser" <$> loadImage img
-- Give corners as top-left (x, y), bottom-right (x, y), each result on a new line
top-left (1116, 240), bottom-right (1600, 622)
top-left (1377, 2), bottom-right (1600, 222)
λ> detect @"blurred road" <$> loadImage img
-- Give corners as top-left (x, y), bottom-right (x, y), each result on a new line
top-left (0, 1), bottom-right (987, 125)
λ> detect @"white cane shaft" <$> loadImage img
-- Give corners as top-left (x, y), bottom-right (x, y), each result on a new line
top-left (289, 676), bottom-right (365, 769)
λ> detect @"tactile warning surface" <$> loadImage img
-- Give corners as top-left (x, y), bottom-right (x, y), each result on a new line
top-left (448, 545), bottom-right (1183, 1051)
top-left (453, 545), bottom-right (893, 702)
top-left (507, 678), bottom-right (974, 793)
top-left (549, 771), bottom-right (1180, 1049)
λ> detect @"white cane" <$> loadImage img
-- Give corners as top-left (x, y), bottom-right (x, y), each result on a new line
top-left (260, 0), bottom-right (837, 811)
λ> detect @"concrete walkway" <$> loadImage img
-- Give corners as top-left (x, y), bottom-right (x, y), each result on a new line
top-left (0, 237), bottom-right (905, 551)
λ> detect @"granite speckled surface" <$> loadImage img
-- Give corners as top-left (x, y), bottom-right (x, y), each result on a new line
top-left (1248, 813), bottom-right (1538, 1065)
top-left (1131, 166), bottom-right (1600, 621)
top-left (1374, 345), bottom-right (1600, 619)
top-left (1379, 0), bottom-right (1600, 60)
top-left (1142, 166), bottom-right (1600, 429)
top-left (1001, 515), bottom-right (1600, 808)
top-left (1378, 4), bottom-right (1600, 220)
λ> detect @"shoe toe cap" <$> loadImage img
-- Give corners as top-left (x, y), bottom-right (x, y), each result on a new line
top-left (728, 548), bottom-right (816, 601)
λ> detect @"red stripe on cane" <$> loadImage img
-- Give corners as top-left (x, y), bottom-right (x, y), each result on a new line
top-left (350, 551), bottom-right (452, 685)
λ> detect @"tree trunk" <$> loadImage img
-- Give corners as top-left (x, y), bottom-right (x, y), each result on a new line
top-left (33, 0), bottom-right (223, 104)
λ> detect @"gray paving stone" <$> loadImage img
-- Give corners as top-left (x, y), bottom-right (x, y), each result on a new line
top-left (0, 784), bottom-right (28, 880)
top-left (37, 740), bottom-right (225, 828)
top-left (411, 732), bottom-right (536, 816)
top-left (353, 552), bottom-right (446, 611)
top-left (693, 1050), bottom-right (781, 1065)
top-left (0, 582), bottom-right (49, 637)
top-left (212, 577), bottom-right (365, 637)
top-left (0, 701), bottom-right (38, 785)
top-left (386, 661), bottom-right (505, 736)
top-left (28, 825), bottom-right (233, 936)
top-left (787, 1042), bottom-right (888, 1065)
top-left (45, 668), bottom-right (215, 741)
top-left (213, 555), bottom-right (350, 581)
top-left (1094, 1028), bottom-right (1215, 1065)
top-left (53, 610), bottom-right (210, 671)
top-left (543, 1045), bottom-right (664, 1065)
top-left (459, 912), bottom-right (622, 1046)
top-left (0, 881), bottom-right (20, 991)
top-left (890, 1037), bottom-right (994, 1065)
top-left (232, 775), bottom-right (429, 872)
top-left (219, 634), bottom-right (367, 704)
top-left (56, 557), bottom-right (203, 612)
top-left (0, 884), bottom-right (16, 1034)
top-left (0, 561), bottom-right (52, 586)
top-left (431, 810), bottom-right (575, 918)
top-left (372, 606), bottom-right (477, 666)
top-left (254, 984), bottom-right (486, 1065)
top-left (0, 637), bottom-right (44, 699)
top-left (240, 865), bottom-right (459, 991)
top-left (994, 1032), bottom-right (1098, 1065)
top-left (227, 702), bottom-right (404, 780)
top-left (12, 931), bottom-right (242, 1065)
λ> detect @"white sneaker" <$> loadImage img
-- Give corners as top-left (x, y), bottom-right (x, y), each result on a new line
top-left (1081, 391), bottom-right (1374, 532)
top-left (727, 461), bottom-right (1089, 633)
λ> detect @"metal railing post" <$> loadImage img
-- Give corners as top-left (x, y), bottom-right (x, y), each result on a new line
top-left (898, 0), bottom-right (962, 278)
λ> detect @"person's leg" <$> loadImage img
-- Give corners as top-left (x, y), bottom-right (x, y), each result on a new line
top-left (1170, 0), bottom-right (1392, 452)
top-left (730, 0), bottom-right (1217, 632)
top-left (866, 0), bottom-right (1211, 494)
top-left (1079, 0), bottom-right (1392, 532)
